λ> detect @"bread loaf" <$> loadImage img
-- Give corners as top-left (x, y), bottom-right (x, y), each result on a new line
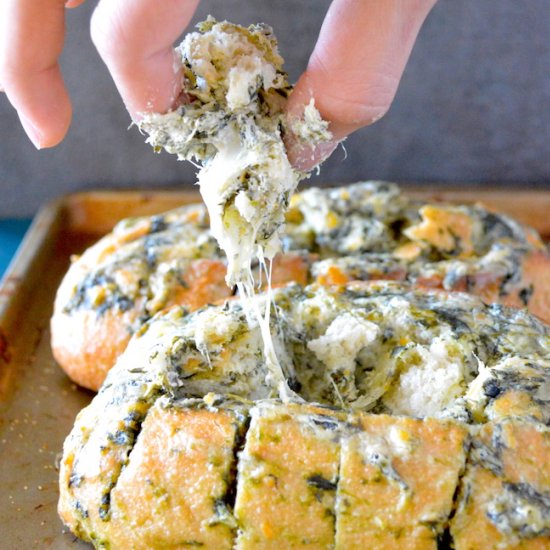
top-left (58, 282), bottom-right (550, 548)
top-left (51, 182), bottom-right (550, 390)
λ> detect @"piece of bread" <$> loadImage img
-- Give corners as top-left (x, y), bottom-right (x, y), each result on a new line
top-left (234, 401), bottom-right (343, 548)
top-left (51, 203), bottom-right (221, 390)
top-left (336, 413), bottom-right (468, 549)
top-left (451, 419), bottom-right (550, 548)
top-left (140, 18), bottom-right (330, 288)
top-left (288, 182), bottom-right (550, 323)
top-left (58, 282), bottom-right (550, 548)
top-left (51, 182), bottom-right (550, 391)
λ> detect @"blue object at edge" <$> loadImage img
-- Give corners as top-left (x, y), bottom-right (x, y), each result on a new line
top-left (0, 219), bottom-right (32, 278)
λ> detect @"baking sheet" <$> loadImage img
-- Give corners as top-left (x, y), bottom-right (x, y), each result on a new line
top-left (0, 187), bottom-right (549, 548)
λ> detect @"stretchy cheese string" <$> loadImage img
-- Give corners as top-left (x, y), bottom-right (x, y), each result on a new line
top-left (236, 249), bottom-right (296, 402)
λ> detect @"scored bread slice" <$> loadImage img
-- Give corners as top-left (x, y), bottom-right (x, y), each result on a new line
top-left (335, 413), bottom-right (467, 549)
top-left (106, 396), bottom-right (248, 549)
top-left (451, 420), bottom-right (550, 549)
top-left (58, 369), bottom-right (161, 545)
top-left (235, 401), bottom-right (343, 549)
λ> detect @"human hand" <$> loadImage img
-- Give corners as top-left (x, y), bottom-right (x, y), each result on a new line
top-left (0, 0), bottom-right (436, 164)
top-left (285, 0), bottom-right (438, 170)
top-left (0, 0), bottom-right (199, 149)
top-left (0, 0), bottom-right (88, 149)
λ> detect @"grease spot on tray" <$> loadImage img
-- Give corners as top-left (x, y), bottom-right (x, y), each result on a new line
top-left (0, 328), bottom-right (12, 363)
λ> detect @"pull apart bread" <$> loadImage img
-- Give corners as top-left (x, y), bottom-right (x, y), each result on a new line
top-left (51, 181), bottom-right (550, 390)
top-left (55, 18), bottom-right (550, 549)
top-left (58, 282), bottom-right (550, 548)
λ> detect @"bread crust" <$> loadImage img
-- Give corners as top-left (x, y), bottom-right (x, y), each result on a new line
top-left (451, 420), bottom-right (550, 548)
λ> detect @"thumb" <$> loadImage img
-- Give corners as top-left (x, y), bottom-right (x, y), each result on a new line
top-left (285, 0), bottom-right (437, 170)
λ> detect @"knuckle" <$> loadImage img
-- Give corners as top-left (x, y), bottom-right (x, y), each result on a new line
top-left (91, 3), bottom-right (132, 61)
top-left (317, 72), bottom-right (398, 127)
top-left (307, 54), bottom-right (399, 127)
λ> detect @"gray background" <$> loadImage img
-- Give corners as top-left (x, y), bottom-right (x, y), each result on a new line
top-left (0, 0), bottom-right (549, 217)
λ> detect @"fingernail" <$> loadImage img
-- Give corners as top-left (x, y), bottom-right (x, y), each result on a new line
top-left (286, 134), bottom-right (339, 172)
top-left (19, 115), bottom-right (42, 150)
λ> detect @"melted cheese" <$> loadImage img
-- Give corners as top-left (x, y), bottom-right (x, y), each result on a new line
top-left (140, 19), bottom-right (332, 401)
top-left (140, 19), bottom-right (330, 287)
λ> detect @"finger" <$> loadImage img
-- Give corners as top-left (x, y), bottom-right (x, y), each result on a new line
top-left (286, 0), bottom-right (437, 170)
top-left (91, 0), bottom-right (200, 121)
top-left (0, 0), bottom-right (72, 148)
